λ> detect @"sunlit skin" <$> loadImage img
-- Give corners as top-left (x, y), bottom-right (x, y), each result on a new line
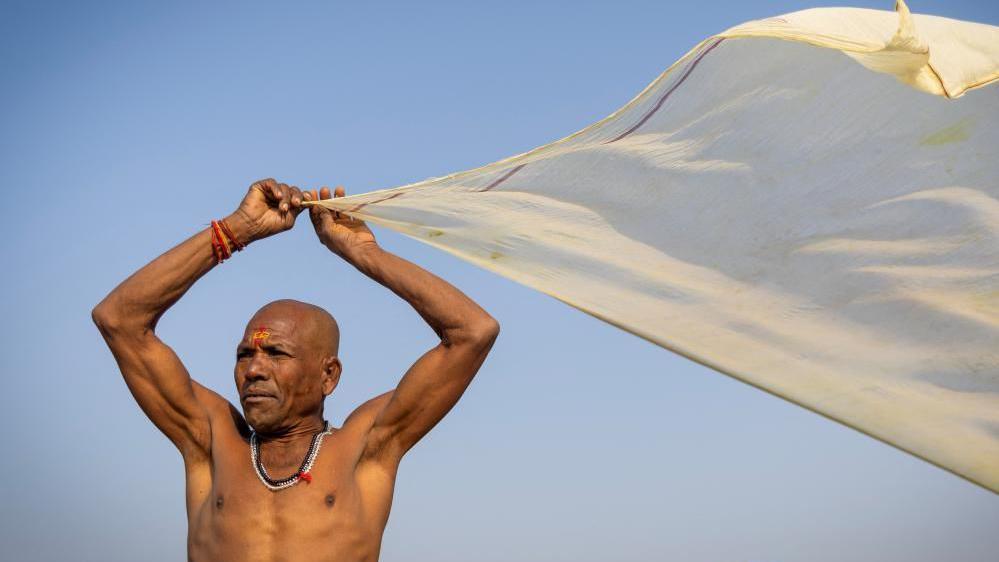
top-left (236, 304), bottom-right (341, 436)
top-left (93, 179), bottom-right (499, 561)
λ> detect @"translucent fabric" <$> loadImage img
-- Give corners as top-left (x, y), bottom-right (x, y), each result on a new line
top-left (312, 2), bottom-right (999, 492)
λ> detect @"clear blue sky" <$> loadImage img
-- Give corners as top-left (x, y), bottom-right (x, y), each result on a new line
top-left (2, 1), bottom-right (997, 560)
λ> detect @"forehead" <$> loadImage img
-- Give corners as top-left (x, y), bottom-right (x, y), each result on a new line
top-left (241, 313), bottom-right (299, 343)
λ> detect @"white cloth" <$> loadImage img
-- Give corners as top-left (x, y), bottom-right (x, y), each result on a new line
top-left (314, 1), bottom-right (999, 492)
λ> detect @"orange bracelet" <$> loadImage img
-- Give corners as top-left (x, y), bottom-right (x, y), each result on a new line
top-left (210, 219), bottom-right (242, 264)
top-left (210, 224), bottom-right (224, 263)
top-left (213, 221), bottom-right (231, 262)
top-left (218, 219), bottom-right (245, 251)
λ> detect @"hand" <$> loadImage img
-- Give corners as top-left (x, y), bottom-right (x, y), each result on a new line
top-left (230, 179), bottom-right (305, 243)
top-left (305, 186), bottom-right (378, 259)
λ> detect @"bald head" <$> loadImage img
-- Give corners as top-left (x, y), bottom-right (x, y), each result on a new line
top-left (248, 299), bottom-right (340, 358)
top-left (236, 299), bottom-right (342, 433)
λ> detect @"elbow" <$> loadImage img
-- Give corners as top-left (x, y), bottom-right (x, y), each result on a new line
top-left (91, 300), bottom-right (122, 337)
top-left (91, 301), bottom-right (114, 330)
top-left (465, 315), bottom-right (500, 348)
top-left (91, 298), bottom-right (150, 339)
top-left (480, 316), bottom-right (500, 342)
top-left (441, 314), bottom-right (500, 349)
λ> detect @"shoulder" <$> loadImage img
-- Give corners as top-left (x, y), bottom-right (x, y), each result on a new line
top-left (190, 381), bottom-right (250, 446)
top-left (342, 390), bottom-right (394, 432)
top-left (339, 390), bottom-right (401, 465)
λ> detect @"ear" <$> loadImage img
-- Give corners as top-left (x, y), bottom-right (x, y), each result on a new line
top-left (321, 356), bottom-right (342, 396)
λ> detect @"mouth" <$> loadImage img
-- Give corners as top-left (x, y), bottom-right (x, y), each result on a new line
top-left (242, 390), bottom-right (277, 405)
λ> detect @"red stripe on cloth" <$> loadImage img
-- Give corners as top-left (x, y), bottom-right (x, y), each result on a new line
top-left (605, 38), bottom-right (724, 144)
top-left (480, 164), bottom-right (526, 192)
top-left (348, 192), bottom-right (403, 213)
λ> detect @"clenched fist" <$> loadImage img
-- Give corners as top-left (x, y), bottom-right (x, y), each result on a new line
top-left (229, 178), bottom-right (305, 244)
top-left (305, 186), bottom-right (378, 259)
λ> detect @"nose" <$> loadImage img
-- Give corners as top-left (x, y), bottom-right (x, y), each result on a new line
top-left (244, 353), bottom-right (272, 381)
top-left (244, 368), bottom-right (268, 382)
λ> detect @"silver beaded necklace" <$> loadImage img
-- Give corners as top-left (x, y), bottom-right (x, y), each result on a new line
top-left (250, 421), bottom-right (334, 491)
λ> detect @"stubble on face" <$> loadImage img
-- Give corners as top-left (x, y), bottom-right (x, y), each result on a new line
top-left (235, 300), bottom-right (341, 435)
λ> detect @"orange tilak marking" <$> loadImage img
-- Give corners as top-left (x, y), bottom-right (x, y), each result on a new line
top-left (252, 326), bottom-right (270, 347)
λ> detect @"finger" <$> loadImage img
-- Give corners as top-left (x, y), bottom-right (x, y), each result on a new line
top-left (309, 197), bottom-right (324, 227)
top-left (317, 187), bottom-right (338, 219)
top-left (308, 189), bottom-right (327, 219)
top-left (265, 184), bottom-right (284, 208)
top-left (252, 178), bottom-right (275, 198)
top-left (265, 180), bottom-right (283, 204)
top-left (332, 186), bottom-right (345, 220)
top-left (311, 202), bottom-right (335, 234)
top-left (278, 183), bottom-right (291, 212)
top-left (289, 185), bottom-right (303, 211)
top-left (307, 190), bottom-right (319, 223)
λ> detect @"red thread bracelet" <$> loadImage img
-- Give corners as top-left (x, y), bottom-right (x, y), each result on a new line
top-left (211, 221), bottom-right (231, 261)
top-left (210, 227), bottom-right (223, 263)
top-left (209, 218), bottom-right (245, 265)
top-left (217, 219), bottom-right (245, 252)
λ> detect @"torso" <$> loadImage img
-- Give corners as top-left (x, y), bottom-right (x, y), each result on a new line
top-left (184, 393), bottom-right (398, 562)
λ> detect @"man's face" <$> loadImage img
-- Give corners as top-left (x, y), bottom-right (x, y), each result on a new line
top-left (234, 313), bottom-right (327, 433)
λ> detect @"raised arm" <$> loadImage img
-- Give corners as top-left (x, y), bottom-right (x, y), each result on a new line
top-left (91, 179), bottom-right (304, 457)
top-left (307, 187), bottom-right (500, 465)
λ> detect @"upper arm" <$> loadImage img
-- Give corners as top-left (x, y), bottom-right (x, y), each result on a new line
top-left (93, 310), bottom-right (214, 458)
top-left (361, 320), bottom-right (499, 464)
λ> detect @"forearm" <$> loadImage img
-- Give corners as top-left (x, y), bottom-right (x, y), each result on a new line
top-left (93, 213), bottom-right (256, 333)
top-left (348, 244), bottom-right (498, 345)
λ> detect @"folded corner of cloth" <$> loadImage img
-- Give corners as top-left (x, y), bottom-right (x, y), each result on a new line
top-left (719, 0), bottom-right (999, 98)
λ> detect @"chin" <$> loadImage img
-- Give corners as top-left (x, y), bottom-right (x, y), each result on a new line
top-left (244, 407), bottom-right (282, 434)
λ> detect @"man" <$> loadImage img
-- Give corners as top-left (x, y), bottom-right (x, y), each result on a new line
top-left (92, 179), bottom-right (500, 561)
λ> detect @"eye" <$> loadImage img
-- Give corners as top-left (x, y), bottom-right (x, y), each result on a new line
top-left (262, 345), bottom-right (291, 357)
top-left (236, 349), bottom-right (252, 360)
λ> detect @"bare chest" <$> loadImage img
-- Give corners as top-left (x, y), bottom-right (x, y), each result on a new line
top-left (186, 432), bottom-right (392, 562)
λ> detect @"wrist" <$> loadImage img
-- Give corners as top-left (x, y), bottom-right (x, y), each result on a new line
top-left (340, 241), bottom-right (382, 271)
top-left (224, 210), bottom-right (261, 246)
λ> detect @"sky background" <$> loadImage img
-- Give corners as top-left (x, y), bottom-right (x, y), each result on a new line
top-left (2, 0), bottom-right (998, 560)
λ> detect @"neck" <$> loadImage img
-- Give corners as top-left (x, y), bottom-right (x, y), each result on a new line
top-left (255, 415), bottom-right (326, 445)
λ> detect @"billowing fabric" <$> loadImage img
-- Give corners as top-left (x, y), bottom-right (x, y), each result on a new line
top-left (314, 2), bottom-right (999, 492)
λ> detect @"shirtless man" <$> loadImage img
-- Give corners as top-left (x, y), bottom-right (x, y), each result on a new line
top-left (92, 179), bottom-right (500, 561)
